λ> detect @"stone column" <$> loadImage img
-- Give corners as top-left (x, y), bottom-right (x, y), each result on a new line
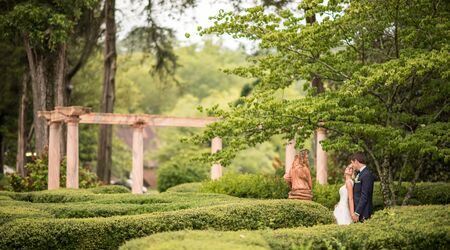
top-left (66, 117), bottom-right (80, 189)
top-left (210, 137), bottom-right (222, 180)
top-left (285, 139), bottom-right (296, 176)
top-left (48, 121), bottom-right (62, 189)
top-left (316, 128), bottom-right (328, 184)
top-left (131, 123), bottom-right (144, 194)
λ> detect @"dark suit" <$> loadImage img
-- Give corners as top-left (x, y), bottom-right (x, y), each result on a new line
top-left (353, 166), bottom-right (374, 221)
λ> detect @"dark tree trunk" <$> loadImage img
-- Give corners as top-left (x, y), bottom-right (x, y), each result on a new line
top-left (55, 44), bottom-right (67, 107)
top-left (16, 72), bottom-right (29, 176)
top-left (24, 34), bottom-right (69, 159)
top-left (55, 43), bottom-right (67, 159)
top-left (311, 76), bottom-right (325, 94)
top-left (402, 161), bottom-right (423, 205)
top-left (24, 35), bottom-right (49, 158)
top-left (379, 158), bottom-right (394, 207)
top-left (97, 0), bottom-right (116, 184)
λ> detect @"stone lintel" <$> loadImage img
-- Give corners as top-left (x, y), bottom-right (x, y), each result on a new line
top-left (55, 106), bottom-right (91, 117)
top-left (79, 113), bottom-right (220, 127)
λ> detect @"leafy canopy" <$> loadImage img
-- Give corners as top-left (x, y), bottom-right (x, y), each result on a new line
top-left (190, 0), bottom-right (450, 170)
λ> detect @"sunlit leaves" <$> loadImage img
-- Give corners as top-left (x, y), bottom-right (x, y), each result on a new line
top-left (191, 0), bottom-right (450, 172)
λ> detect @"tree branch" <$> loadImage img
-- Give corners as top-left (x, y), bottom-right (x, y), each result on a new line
top-left (286, 47), bottom-right (351, 80)
top-left (402, 160), bottom-right (424, 205)
top-left (67, 5), bottom-right (105, 81)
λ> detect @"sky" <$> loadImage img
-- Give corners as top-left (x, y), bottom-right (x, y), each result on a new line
top-left (116, 0), bottom-right (258, 51)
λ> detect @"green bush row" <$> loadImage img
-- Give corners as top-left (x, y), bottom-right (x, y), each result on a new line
top-left (199, 174), bottom-right (450, 209)
top-left (0, 204), bottom-right (53, 225)
top-left (0, 200), bottom-right (333, 250)
top-left (200, 174), bottom-right (290, 199)
top-left (89, 185), bottom-right (131, 194)
top-left (1, 191), bottom-right (245, 220)
top-left (166, 182), bottom-right (203, 193)
top-left (120, 205), bottom-right (450, 250)
top-left (4, 185), bottom-right (130, 203)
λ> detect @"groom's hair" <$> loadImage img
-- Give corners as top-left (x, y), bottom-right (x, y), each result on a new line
top-left (349, 152), bottom-right (366, 164)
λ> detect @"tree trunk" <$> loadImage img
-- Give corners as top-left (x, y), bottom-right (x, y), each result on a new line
top-left (16, 72), bottom-right (29, 176)
top-left (362, 143), bottom-right (393, 207)
top-left (24, 34), bottom-right (70, 159)
top-left (379, 157), bottom-right (394, 207)
top-left (24, 35), bottom-right (49, 158)
top-left (97, 0), bottom-right (116, 184)
top-left (402, 161), bottom-right (423, 205)
top-left (55, 44), bottom-right (67, 107)
top-left (54, 44), bottom-right (67, 159)
top-left (388, 160), bottom-right (397, 206)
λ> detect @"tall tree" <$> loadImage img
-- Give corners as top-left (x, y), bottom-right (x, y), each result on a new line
top-left (97, 0), bottom-right (117, 183)
top-left (192, 0), bottom-right (450, 207)
top-left (0, 37), bottom-right (25, 174)
top-left (0, 1), bottom-right (97, 157)
top-left (16, 72), bottom-right (29, 176)
top-left (96, 0), bottom-right (200, 183)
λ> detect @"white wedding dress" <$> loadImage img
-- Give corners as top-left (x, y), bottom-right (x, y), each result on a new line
top-left (333, 182), bottom-right (354, 225)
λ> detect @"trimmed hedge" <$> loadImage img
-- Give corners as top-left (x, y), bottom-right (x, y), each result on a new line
top-left (90, 185), bottom-right (131, 194)
top-left (32, 193), bottom-right (242, 219)
top-left (8, 189), bottom-right (100, 203)
top-left (200, 174), bottom-right (290, 199)
top-left (200, 174), bottom-right (450, 209)
top-left (7, 185), bottom-right (130, 203)
top-left (120, 230), bottom-right (268, 250)
top-left (120, 205), bottom-right (450, 250)
top-left (0, 200), bottom-right (333, 249)
top-left (0, 205), bottom-right (53, 225)
top-left (166, 182), bottom-right (202, 193)
top-left (1, 191), bottom-right (244, 219)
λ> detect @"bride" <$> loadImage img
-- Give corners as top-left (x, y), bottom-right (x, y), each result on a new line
top-left (333, 165), bottom-right (355, 225)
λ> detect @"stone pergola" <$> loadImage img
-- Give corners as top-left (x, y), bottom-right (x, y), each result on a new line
top-left (39, 106), bottom-right (328, 194)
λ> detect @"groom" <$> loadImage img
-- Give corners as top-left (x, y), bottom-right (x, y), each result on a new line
top-left (350, 153), bottom-right (374, 222)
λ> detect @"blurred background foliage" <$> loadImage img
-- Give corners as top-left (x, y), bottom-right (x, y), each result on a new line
top-left (67, 40), bottom-right (308, 190)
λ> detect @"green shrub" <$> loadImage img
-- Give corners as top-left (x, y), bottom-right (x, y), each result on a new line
top-left (0, 205), bottom-right (53, 225)
top-left (0, 174), bottom-right (9, 190)
top-left (371, 182), bottom-right (450, 210)
top-left (166, 182), bottom-right (202, 193)
top-left (6, 157), bottom-right (100, 192)
top-left (0, 200), bottom-right (333, 249)
top-left (89, 185), bottom-right (131, 194)
top-left (201, 174), bottom-right (450, 209)
top-left (157, 162), bottom-right (209, 192)
top-left (311, 183), bottom-right (340, 209)
top-left (413, 182), bottom-right (450, 204)
top-left (120, 205), bottom-right (449, 250)
top-left (6, 186), bottom-right (132, 203)
top-left (26, 193), bottom-right (240, 219)
top-left (120, 230), bottom-right (268, 250)
top-left (9, 189), bottom-right (98, 203)
top-left (200, 174), bottom-right (290, 199)
top-left (267, 205), bottom-right (450, 250)
top-left (201, 174), bottom-right (338, 208)
top-left (1, 192), bottom-right (244, 222)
